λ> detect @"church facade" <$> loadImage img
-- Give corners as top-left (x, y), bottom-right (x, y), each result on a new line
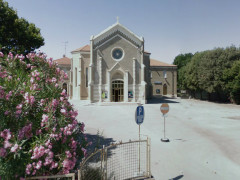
top-left (69, 22), bottom-right (177, 103)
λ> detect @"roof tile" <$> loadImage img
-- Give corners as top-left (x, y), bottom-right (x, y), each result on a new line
top-left (150, 59), bottom-right (176, 67)
top-left (53, 57), bottom-right (71, 65)
top-left (72, 45), bottom-right (90, 53)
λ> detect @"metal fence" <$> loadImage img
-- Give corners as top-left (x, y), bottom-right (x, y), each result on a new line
top-left (79, 138), bottom-right (151, 180)
top-left (26, 173), bottom-right (75, 180)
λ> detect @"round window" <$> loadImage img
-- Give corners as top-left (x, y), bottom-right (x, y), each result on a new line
top-left (112, 48), bottom-right (124, 61)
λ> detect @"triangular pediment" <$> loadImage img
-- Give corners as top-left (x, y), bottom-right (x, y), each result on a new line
top-left (109, 62), bottom-right (126, 74)
top-left (93, 22), bottom-right (143, 48)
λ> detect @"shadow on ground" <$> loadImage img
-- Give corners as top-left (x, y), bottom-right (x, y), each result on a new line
top-left (148, 96), bottom-right (180, 104)
top-left (169, 175), bottom-right (184, 180)
top-left (85, 133), bottom-right (116, 154)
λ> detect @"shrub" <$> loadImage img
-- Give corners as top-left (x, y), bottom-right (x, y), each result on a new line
top-left (0, 52), bottom-right (88, 179)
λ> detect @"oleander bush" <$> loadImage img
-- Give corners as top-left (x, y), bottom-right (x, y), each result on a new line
top-left (0, 52), bottom-right (88, 179)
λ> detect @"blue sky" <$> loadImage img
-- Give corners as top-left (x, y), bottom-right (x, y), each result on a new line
top-left (6, 0), bottom-right (240, 63)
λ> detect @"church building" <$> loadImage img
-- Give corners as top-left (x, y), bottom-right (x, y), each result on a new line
top-left (68, 21), bottom-right (177, 103)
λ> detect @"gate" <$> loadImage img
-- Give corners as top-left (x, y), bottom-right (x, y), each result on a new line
top-left (78, 138), bottom-right (151, 180)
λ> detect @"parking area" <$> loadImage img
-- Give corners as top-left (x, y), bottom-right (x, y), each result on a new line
top-left (71, 97), bottom-right (240, 180)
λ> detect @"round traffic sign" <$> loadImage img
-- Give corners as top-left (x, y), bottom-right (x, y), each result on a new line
top-left (160, 103), bottom-right (169, 115)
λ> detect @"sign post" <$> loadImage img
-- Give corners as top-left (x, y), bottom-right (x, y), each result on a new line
top-left (135, 105), bottom-right (144, 172)
top-left (160, 103), bottom-right (169, 142)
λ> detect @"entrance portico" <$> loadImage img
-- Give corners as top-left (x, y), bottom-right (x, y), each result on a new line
top-left (112, 80), bottom-right (124, 102)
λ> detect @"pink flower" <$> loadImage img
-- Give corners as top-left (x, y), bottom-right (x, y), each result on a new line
top-left (4, 111), bottom-right (9, 115)
top-left (0, 52), bottom-right (4, 57)
top-left (4, 140), bottom-right (12, 148)
top-left (30, 77), bottom-right (34, 84)
top-left (50, 162), bottom-right (58, 169)
top-left (70, 139), bottom-right (77, 150)
top-left (45, 140), bottom-right (50, 146)
top-left (40, 99), bottom-right (45, 106)
top-left (52, 99), bottom-right (58, 107)
top-left (0, 148), bottom-right (6, 157)
top-left (36, 129), bottom-right (42, 135)
top-left (65, 151), bottom-right (72, 158)
top-left (1, 129), bottom-right (11, 140)
top-left (8, 75), bottom-right (12, 80)
top-left (44, 156), bottom-right (53, 166)
top-left (36, 160), bottom-right (42, 169)
top-left (81, 123), bottom-right (85, 132)
top-left (62, 158), bottom-right (76, 173)
top-left (18, 123), bottom-right (33, 140)
top-left (16, 110), bottom-right (22, 115)
top-left (29, 96), bottom-right (35, 105)
top-left (24, 93), bottom-right (35, 105)
top-left (61, 89), bottom-right (66, 96)
top-left (52, 77), bottom-right (57, 83)
top-left (25, 164), bottom-right (32, 175)
top-left (16, 103), bottom-right (23, 110)
top-left (5, 91), bottom-right (12, 100)
top-left (10, 144), bottom-right (19, 152)
top-left (81, 147), bottom-right (87, 157)
top-left (48, 151), bottom-right (54, 158)
top-left (31, 145), bottom-right (45, 159)
top-left (60, 109), bottom-right (66, 115)
top-left (56, 68), bottom-right (60, 73)
top-left (64, 73), bottom-right (68, 79)
top-left (42, 114), bottom-right (48, 123)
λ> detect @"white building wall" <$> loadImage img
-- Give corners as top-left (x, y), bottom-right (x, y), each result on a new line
top-left (72, 53), bottom-right (81, 100)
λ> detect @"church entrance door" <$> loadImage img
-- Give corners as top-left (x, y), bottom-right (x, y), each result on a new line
top-left (112, 80), bottom-right (124, 102)
top-left (163, 84), bottom-right (167, 95)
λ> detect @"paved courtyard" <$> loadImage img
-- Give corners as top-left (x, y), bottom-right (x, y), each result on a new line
top-left (71, 97), bottom-right (240, 180)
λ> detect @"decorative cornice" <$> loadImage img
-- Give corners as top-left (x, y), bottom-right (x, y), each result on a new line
top-left (93, 23), bottom-right (143, 48)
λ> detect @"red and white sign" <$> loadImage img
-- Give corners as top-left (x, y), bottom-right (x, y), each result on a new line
top-left (160, 103), bottom-right (169, 115)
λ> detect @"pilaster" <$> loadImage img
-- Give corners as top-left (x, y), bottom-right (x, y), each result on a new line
top-left (133, 57), bottom-right (136, 102)
top-left (98, 57), bottom-right (102, 102)
top-left (78, 56), bottom-right (82, 100)
top-left (124, 70), bottom-right (129, 102)
top-left (88, 36), bottom-right (94, 103)
top-left (140, 42), bottom-right (146, 103)
top-left (107, 71), bottom-right (111, 102)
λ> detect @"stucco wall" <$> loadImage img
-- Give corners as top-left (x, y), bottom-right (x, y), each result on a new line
top-left (151, 67), bottom-right (177, 96)
top-left (72, 53), bottom-right (80, 100)
top-left (93, 35), bottom-right (141, 85)
top-left (80, 54), bottom-right (90, 99)
top-left (144, 54), bottom-right (151, 99)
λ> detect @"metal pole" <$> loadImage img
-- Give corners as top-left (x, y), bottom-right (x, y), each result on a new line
top-left (146, 137), bottom-right (149, 176)
top-left (139, 125), bottom-right (140, 172)
top-left (161, 114), bottom-right (169, 142)
top-left (105, 147), bottom-right (108, 180)
top-left (164, 115), bottom-right (166, 139)
top-left (102, 145), bottom-right (105, 180)
top-left (149, 137), bottom-right (151, 177)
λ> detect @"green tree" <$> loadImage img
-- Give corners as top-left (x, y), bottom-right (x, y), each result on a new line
top-left (182, 46), bottom-right (240, 101)
top-left (173, 53), bottom-right (193, 69)
top-left (173, 53), bottom-right (193, 90)
top-left (223, 60), bottom-right (240, 104)
top-left (0, 0), bottom-right (44, 54)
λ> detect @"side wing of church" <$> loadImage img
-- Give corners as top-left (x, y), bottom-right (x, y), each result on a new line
top-left (67, 22), bottom-right (177, 104)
